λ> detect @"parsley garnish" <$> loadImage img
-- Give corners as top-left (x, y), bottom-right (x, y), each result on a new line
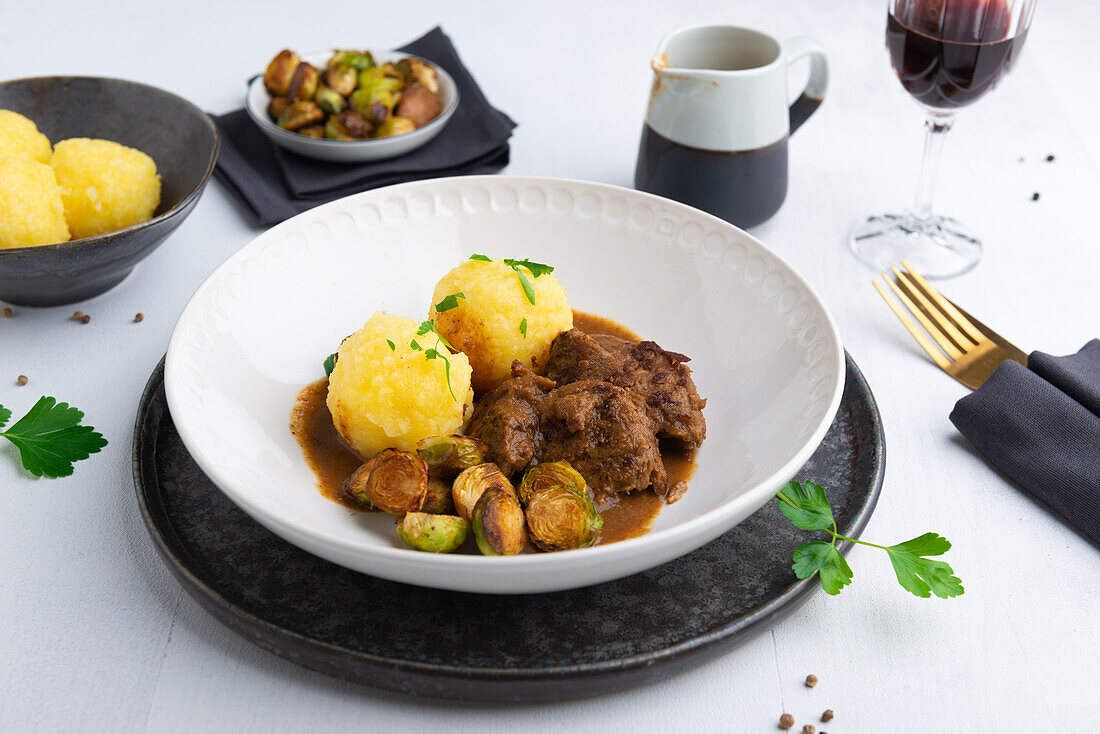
top-left (0, 397), bottom-right (107, 478)
top-left (468, 254), bottom-right (554, 306)
top-left (386, 340), bottom-right (396, 351)
top-left (502, 258), bottom-right (554, 278)
top-left (410, 320), bottom-right (459, 401)
top-left (323, 353), bottom-right (337, 376)
top-left (777, 480), bottom-right (964, 598)
top-left (519, 318), bottom-right (528, 337)
top-left (469, 254), bottom-right (492, 262)
top-left (435, 292), bottom-right (466, 312)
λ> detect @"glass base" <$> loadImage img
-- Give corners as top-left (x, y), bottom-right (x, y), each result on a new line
top-left (848, 212), bottom-right (982, 279)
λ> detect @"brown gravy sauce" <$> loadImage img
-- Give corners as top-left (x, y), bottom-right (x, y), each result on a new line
top-left (289, 310), bottom-right (698, 545)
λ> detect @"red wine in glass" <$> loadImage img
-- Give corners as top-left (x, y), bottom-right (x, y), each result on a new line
top-left (887, 0), bottom-right (1027, 110)
top-left (849, 0), bottom-right (1036, 279)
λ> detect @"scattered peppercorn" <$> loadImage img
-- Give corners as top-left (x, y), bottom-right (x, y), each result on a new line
top-left (134, 312), bottom-right (144, 323)
top-left (779, 713), bottom-right (795, 730)
top-left (1017, 156), bottom-right (1025, 163)
top-left (1, 307), bottom-right (11, 318)
top-left (821, 710), bottom-right (834, 722)
top-left (802, 726), bottom-right (815, 734)
top-left (16, 375), bottom-right (28, 386)
top-left (805, 674), bottom-right (818, 688)
top-left (1046, 154), bottom-right (1055, 162)
top-left (72, 311), bottom-right (84, 321)
top-left (1031, 192), bottom-right (1040, 201)
top-left (80, 314), bottom-right (91, 324)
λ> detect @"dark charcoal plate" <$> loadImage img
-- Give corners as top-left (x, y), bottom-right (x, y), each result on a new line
top-left (0, 77), bottom-right (219, 306)
top-left (133, 353), bottom-right (884, 702)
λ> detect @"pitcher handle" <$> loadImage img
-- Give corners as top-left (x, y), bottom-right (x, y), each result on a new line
top-left (783, 36), bottom-right (829, 135)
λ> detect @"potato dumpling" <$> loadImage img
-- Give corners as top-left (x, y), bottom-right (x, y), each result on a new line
top-left (0, 156), bottom-right (70, 248)
top-left (430, 258), bottom-right (572, 393)
top-left (0, 110), bottom-right (52, 164)
top-left (327, 312), bottom-right (475, 458)
top-left (51, 138), bottom-right (161, 239)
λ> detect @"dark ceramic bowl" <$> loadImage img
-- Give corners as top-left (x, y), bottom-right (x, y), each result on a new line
top-left (0, 77), bottom-right (219, 307)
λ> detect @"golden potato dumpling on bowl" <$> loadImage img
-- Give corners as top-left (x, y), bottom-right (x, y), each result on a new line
top-left (327, 312), bottom-right (475, 458)
top-left (0, 110), bottom-right (52, 164)
top-left (0, 156), bottom-right (70, 248)
top-left (429, 257), bottom-right (572, 393)
top-left (51, 138), bottom-right (161, 239)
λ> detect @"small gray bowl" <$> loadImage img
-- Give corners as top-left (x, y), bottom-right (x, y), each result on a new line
top-left (0, 77), bottom-right (219, 307)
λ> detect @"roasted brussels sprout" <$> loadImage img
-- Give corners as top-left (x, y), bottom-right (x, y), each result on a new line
top-left (328, 50), bottom-right (374, 71)
top-left (374, 116), bottom-right (417, 138)
top-left (452, 462), bottom-right (516, 521)
top-left (286, 61), bottom-right (319, 101)
top-left (314, 84), bottom-right (345, 115)
top-left (277, 100), bottom-right (324, 131)
top-left (525, 485), bottom-right (603, 552)
top-left (417, 435), bottom-right (489, 478)
top-left (395, 86), bottom-right (442, 127)
top-left (298, 124), bottom-right (325, 139)
top-left (397, 512), bottom-right (469, 553)
top-left (324, 111), bottom-right (372, 140)
top-left (264, 49), bottom-right (300, 95)
top-left (325, 62), bottom-right (358, 97)
top-left (267, 96), bottom-right (290, 122)
top-left (518, 461), bottom-right (588, 505)
top-left (396, 57), bottom-right (439, 94)
top-left (471, 487), bottom-right (527, 556)
top-left (341, 448), bottom-right (427, 516)
top-left (421, 477), bottom-right (456, 515)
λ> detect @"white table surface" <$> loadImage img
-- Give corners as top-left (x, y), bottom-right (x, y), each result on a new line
top-left (2, 1), bottom-right (1098, 731)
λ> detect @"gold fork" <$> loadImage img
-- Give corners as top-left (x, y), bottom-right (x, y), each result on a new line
top-left (874, 261), bottom-right (1027, 390)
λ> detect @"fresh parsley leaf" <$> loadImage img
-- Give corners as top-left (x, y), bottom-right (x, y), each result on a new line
top-left (469, 254), bottom-right (492, 262)
top-left (502, 258), bottom-right (554, 278)
top-left (386, 340), bottom-right (396, 351)
top-left (792, 541), bottom-right (853, 595)
top-left (519, 318), bottom-right (528, 337)
top-left (416, 322), bottom-right (433, 336)
top-left (323, 353), bottom-right (337, 376)
top-left (886, 534), bottom-right (964, 598)
top-left (775, 480), bottom-right (835, 531)
top-left (410, 339), bottom-right (422, 351)
top-left (513, 267), bottom-right (536, 305)
top-left (435, 292), bottom-right (466, 312)
top-left (0, 397), bottom-right (107, 478)
top-left (424, 348), bottom-right (439, 360)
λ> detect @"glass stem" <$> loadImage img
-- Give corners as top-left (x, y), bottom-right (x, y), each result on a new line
top-left (911, 112), bottom-right (955, 221)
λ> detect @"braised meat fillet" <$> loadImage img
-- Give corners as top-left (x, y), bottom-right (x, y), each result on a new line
top-left (466, 370), bottom-right (553, 477)
top-left (544, 330), bottom-right (707, 448)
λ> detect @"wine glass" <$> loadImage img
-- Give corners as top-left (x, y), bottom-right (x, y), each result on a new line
top-left (849, 0), bottom-right (1038, 278)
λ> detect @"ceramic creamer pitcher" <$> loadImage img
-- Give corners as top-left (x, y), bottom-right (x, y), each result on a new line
top-left (634, 25), bottom-right (828, 228)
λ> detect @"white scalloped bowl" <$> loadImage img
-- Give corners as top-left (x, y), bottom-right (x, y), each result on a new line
top-left (165, 176), bottom-right (843, 594)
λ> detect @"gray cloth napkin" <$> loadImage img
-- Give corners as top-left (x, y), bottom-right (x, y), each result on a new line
top-left (950, 339), bottom-right (1100, 544)
top-left (211, 27), bottom-right (516, 226)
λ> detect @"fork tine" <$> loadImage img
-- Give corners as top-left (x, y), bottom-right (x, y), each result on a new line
top-left (891, 267), bottom-right (972, 351)
top-left (882, 274), bottom-right (964, 360)
top-left (900, 260), bottom-right (985, 343)
top-left (873, 280), bottom-right (952, 369)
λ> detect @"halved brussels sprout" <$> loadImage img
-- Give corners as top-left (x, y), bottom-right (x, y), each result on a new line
top-left (395, 57), bottom-right (439, 94)
top-left (314, 84), bottom-right (345, 115)
top-left (525, 485), bottom-right (603, 552)
top-left (267, 96), bottom-right (290, 122)
top-left (286, 61), bottom-right (319, 101)
top-left (395, 86), bottom-right (442, 127)
top-left (297, 124), bottom-right (325, 139)
top-left (324, 111), bottom-right (372, 140)
top-left (340, 448), bottom-right (427, 516)
top-left (325, 63), bottom-right (358, 97)
top-left (397, 512), bottom-right (469, 553)
top-left (421, 477), bottom-right (456, 515)
top-left (518, 461), bottom-right (587, 505)
top-left (328, 49), bottom-right (374, 71)
top-left (452, 462), bottom-right (516, 521)
top-left (264, 49), bottom-right (300, 95)
top-left (277, 100), bottom-right (324, 131)
top-left (417, 435), bottom-right (489, 478)
top-left (471, 488), bottom-right (527, 556)
top-left (374, 116), bottom-right (416, 138)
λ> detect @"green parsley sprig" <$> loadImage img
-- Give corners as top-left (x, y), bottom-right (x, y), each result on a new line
top-left (777, 480), bottom-right (964, 599)
top-left (468, 254), bottom-right (554, 306)
top-left (0, 397), bottom-right (107, 478)
top-left (434, 292), bottom-right (466, 312)
top-left (410, 320), bottom-right (459, 401)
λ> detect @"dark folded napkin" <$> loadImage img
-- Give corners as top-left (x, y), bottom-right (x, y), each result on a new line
top-left (950, 339), bottom-right (1100, 544)
top-left (212, 27), bottom-right (517, 226)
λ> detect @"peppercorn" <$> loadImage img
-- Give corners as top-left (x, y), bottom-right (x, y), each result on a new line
top-left (16, 375), bottom-right (27, 386)
top-left (1046, 154), bottom-right (1055, 162)
top-left (821, 710), bottom-right (834, 722)
top-left (1, 307), bottom-right (11, 318)
top-left (81, 314), bottom-right (91, 324)
top-left (805, 674), bottom-right (818, 688)
top-left (134, 312), bottom-right (144, 323)
top-left (802, 726), bottom-right (815, 734)
top-left (1031, 192), bottom-right (1040, 201)
top-left (72, 310), bottom-right (84, 321)
top-left (779, 713), bottom-right (795, 730)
